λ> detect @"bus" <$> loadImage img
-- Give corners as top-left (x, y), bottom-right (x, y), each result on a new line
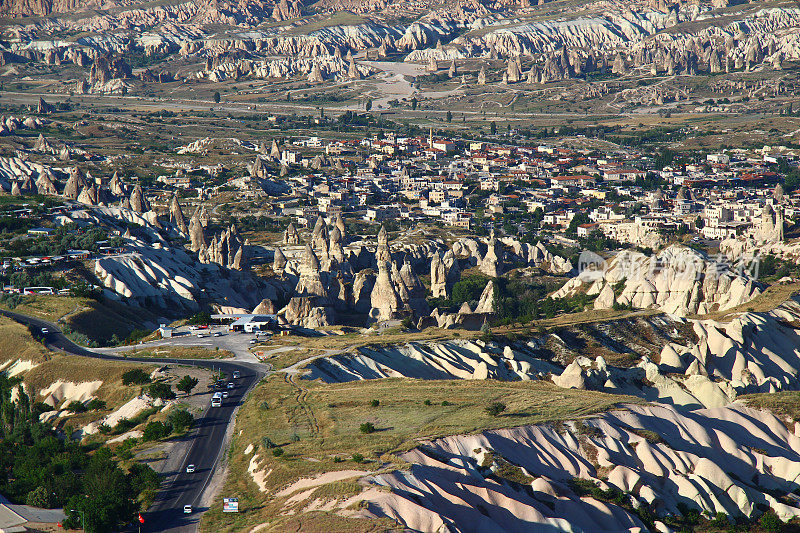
top-left (211, 392), bottom-right (223, 407)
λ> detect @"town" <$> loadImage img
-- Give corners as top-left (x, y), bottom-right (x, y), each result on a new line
top-left (7, 0), bottom-right (800, 529)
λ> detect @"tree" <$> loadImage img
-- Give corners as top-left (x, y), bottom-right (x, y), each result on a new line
top-left (566, 212), bottom-right (591, 236)
top-left (785, 169), bottom-right (800, 192)
top-left (490, 121), bottom-right (497, 135)
top-left (127, 463), bottom-right (159, 502)
top-left (760, 510), bottom-right (781, 532)
top-left (66, 401), bottom-right (87, 413)
top-left (411, 97), bottom-right (418, 110)
top-left (212, 91), bottom-right (221, 104)
top-left (485, 402), bottom-right (506, 417)
top-left (531, 207), bottom-right (545, 225)
top-left (176, 376), bottom-right (199, 395)
top-left (365, 98), bottom-right (373, 112)
top-left (26, 486), bottom-right (54, 508)
top-left (122, 369), bottom-right (150, 385)
top-left (479, 321), bottom-right (493, 342)
top-left (0, 376), bottom-right (149, 533)
top-left (168, 409), bottom-right (194, 432)
top-left (186, 311), bottom-right (211, 325)
top-left (451, 275), bottom-right (490, 305)
top-left (142, 421), bottom-right (171, 441)
top-left (147, 382), bottom-right (175, 401)
top-left (446, 110), bottom-right (452, 123)
top-left (63, 449), bottom-right (138, 533)
top-left (86, 398), bottom-right (106, 411)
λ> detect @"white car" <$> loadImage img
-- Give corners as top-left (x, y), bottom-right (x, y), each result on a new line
top-left (196, 333), bottom-right (205, 338)
top-left (213, 332), bottom-right (221, 337)
top-left (233, 371), bottom-right (240, 379)
top-left (249, 339), bottom-right (257, 345)
top-left (183, 505), bottom-right (192, 514)
top-left (223, 391), bottom-right (229, 398)
top-left (186, 464), bottom-right (195, 473)
top-left (41, 328), bottom-right (49, 334)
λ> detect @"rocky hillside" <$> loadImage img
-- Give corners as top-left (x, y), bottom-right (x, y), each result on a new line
top-left (554, 245), bottom-right (761, 316)
top-left (360, 403), bottom-right (800, 531)
top-left (5, 0), bottom-right (800, 96)
top-left (302, 299), bottom-right (800, 409)
top-left (0, 0), bottom-right (295, 20)
top-left (211, 299), bottom-right (800, 532)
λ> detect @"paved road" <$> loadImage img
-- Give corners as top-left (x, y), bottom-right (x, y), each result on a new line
top-left (0, 310), bottom-right (267, 533)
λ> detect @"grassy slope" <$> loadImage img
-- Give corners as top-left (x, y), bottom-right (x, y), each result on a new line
top-left (4, 295), bottom-right (88, 323)
top-left (1, 295), bottom-right (159, 345)
top-left (0, 317), bottom-right (51, 363)
top-left (201, 374), bottom-right (638, 532)
top-left (740, 391), bottom-right (800, 424)
top-left (0, 316), bottom-right (155, 430)
top-left (25, 354), bottom-right (155, 430)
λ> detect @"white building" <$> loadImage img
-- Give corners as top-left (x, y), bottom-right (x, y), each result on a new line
top-left (707, 153), bottom-right (730, 165)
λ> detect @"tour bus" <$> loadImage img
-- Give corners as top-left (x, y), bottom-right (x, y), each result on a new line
top-left (211, 392), bottom-right (223, 407)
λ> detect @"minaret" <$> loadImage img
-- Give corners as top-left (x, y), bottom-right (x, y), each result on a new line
top-left (429, 127), bottom-right (433, 149)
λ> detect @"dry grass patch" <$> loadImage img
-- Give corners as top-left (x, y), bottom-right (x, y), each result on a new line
top-left (0, 316), bottom-right (50, 363)
top-left (0, 295), bottom-right (160, 345)
top-left (64, 298), bottom-right (160, 345)
top-left (201, 374), bottom-right (638, 532)
top-left (739, 391), bottom-right (800, 426)
top-left (24, 354), bottom-right (154, 407)
top-left (3, 295), bottom-right (87, 323)
top-left (261, 327), bottom-right (480, 367)
top-left (122, 346), bottom-right (233, 359)
top-left (310, 479), bottom-right (364, 502)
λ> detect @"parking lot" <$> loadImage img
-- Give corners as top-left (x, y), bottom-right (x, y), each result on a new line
top-left (97, 324), bottom-right (270, 364)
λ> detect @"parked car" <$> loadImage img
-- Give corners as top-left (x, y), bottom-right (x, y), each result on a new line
top-left (183, 505), bottom-right (192, 514)
top-left (186, 464), bottom-right (195, 473)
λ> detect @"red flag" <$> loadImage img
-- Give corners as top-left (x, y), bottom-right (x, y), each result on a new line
top-left (138, 513), bottom-right (145, 524)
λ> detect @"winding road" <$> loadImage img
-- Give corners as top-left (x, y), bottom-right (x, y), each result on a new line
top-left (0, 309), bottom-right (268, 533)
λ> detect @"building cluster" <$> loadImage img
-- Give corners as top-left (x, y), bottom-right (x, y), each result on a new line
top-left (222, 129), bottom-right (799, 247)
